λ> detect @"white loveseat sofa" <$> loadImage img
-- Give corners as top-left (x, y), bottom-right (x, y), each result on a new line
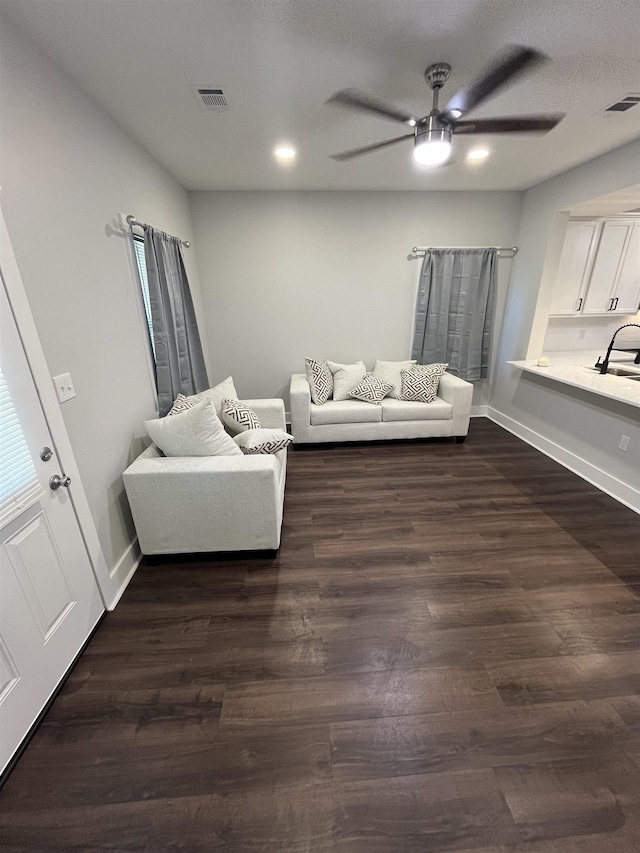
top-left (123, 398), bottom-right (287, 555)
top-left (290, 372), bottom-right (473, 444)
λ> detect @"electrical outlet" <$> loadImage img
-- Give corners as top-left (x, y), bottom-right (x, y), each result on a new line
top-left (618, 435), bottom-right (630, 452)
top-left (578, 329), bottom-right (586, 341)
top-left (53, 372), bottom-right (76, 403)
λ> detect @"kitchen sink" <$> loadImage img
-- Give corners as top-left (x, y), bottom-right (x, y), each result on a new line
top-left (587, 366), bottom-right (640, 380)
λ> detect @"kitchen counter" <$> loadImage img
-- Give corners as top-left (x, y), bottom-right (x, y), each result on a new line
top-left (508, 350), bottom-right (640, 409)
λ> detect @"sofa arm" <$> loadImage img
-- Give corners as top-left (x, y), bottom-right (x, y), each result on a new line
top-left (289, 373), bottom-right (311, 442)
top-left (241, 398), bottom-right (286, 430)
top-left (438, 372), bottom-right (473, 436)
top-left (123, 450), bottom-right (284, 554)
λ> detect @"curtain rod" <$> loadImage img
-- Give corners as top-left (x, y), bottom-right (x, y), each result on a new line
top-left (411, 245), bottom-right (517, 257)
top-left (126, 214), bottom-right (190, 248)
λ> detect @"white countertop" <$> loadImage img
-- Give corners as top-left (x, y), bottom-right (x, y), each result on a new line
top-left (508, 350), bottom-right (640, 409)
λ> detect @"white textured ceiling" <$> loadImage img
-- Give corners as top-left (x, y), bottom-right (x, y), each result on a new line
top-left (3, 0), bottom-right (640, 191)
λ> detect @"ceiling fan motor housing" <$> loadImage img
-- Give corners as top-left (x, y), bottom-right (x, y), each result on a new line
top-left (416, 113), bottom-right (452, 146)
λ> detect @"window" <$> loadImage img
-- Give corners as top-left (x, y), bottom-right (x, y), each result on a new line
top-left (132, 236), bottom-right (156, 360)
top-left (0, 368), bottom-right (41, 528)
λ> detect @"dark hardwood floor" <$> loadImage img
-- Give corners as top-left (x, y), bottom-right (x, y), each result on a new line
top-left (1, 417), bottom-right (639, 852)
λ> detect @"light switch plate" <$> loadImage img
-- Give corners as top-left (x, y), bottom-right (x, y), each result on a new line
top-left (53, 372), bottom-right (76, 403)
top-left (618, 435), bottom-right (630, 452)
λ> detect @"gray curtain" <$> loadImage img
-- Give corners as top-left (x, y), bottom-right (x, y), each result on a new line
top-left (411, 248), bottom-right (497, 381)
top-left (143, 227), bottom-right (209, 415)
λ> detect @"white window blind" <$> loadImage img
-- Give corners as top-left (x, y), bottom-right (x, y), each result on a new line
top-left (0, 368), bottom-right (42, 528)
top-left (133, 237), bottom-right (156, 360)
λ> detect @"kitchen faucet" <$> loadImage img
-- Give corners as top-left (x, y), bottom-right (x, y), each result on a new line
top-left (595, 323), bottom-right (640, 374)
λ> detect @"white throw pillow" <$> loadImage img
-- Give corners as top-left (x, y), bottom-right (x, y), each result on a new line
top-left (233, 428), bottom-right (294, 455)
top-left (184, 376), bottom-right (238, 417)
top-left (305, 358), bottom-right (333, 405)
top-left (349, 374), bottom-right (394, 404)
top-left (144, 399), bottom-right (242, 457)
top-left (372, 359), bottom-right (417, 399)
top-left (400, 363), bottom-right (448, 403)
top-left (221, 398), bottom-right (261, 434)
top-left (327, 360), bottom-right (367, 402)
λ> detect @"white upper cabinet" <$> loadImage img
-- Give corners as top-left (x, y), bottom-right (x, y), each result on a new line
top-left (550, 218), bottom-right (640, 317)
top-left (613, 222), bottom-right (640, 314)
top-left (582, 219), bottom-right (637, 314)
top-left (549, 220), bottom-right (601, 315)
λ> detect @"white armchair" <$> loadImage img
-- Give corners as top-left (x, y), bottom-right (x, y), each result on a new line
top-left (123, 399), bottom-right (287, 555)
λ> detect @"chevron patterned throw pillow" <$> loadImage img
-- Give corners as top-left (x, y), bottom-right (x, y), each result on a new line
top-left (349, 374), bottom-right (394, 404)
top-left (221, 398), bottom-right (261, 434)
top-left (400, 363), bottom-right (448, 403)
top-left (305, 358), bottom-right (333, 405)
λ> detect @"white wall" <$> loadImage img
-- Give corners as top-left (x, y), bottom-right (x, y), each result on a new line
top-left (0, 16), bottom-right (209, 594)
top-left (491, 139), bottom-right (640, 511)
top-left (189, 190), bottom-right (522, 409)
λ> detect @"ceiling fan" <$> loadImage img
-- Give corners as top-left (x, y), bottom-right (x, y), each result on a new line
top-left (327, 46), bottom-right (564, 166)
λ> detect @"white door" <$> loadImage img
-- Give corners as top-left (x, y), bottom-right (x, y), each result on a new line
top-left (0, 276), bottom-right (103, 774)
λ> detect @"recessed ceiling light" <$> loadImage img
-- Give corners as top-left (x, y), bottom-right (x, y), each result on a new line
top-left (274, 145), bottom-right (296, 161)
top-left (467, 148), bottom-right (490, 161)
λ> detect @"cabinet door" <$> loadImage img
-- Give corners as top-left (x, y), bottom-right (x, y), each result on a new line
top-left (582, 220), bottom-right (634, 314)
top-left (611, 223), bottom-right (640, 314)
top-left (549, 220), bottom-right (600, 315)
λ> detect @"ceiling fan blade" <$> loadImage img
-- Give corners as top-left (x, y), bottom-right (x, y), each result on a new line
top-left (453, 114), bottom-right (564, 134)
top-left (442, 45), bottom-right (547, 121)
top-left (330, 133), bottom-right (415, 161)
top-left (326, 89), bottom-right (418, 126)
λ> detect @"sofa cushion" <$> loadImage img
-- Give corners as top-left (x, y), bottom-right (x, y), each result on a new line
top-left (327, 360), bottom-right (367, 401)
top-left (305, 358), bottom-right (333, 405)
top-left (372, 359), bottom-right (417, 398)
top-left (400, 363), bottom-right (448, 403)
top-left (381, 397), bottom-right (453, 422)
top-left (311, 400), bottom-right (382, 425)
top-left (144, 399), bottom-right (243, 457)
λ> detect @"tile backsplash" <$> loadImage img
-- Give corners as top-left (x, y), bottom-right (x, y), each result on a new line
top-left (543, 312), bottom-right (640, 352)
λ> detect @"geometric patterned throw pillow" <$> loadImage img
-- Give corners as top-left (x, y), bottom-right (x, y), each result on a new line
top-left (220, 398), bottom-right (261, 435)
top-left (399, 363), bottom-right (448, 403)
top-left (349, 374), bottom-right (394, 404)
top-left (233, 428), bottom-right (294, 455)
top-left (305, 358), bottom-right (333, 406)
top-left (371, 359), bottom-right (417, 399)
top-left (167, 393), bottom-right (198, 416)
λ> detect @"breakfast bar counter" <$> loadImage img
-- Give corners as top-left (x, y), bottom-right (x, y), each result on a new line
top-left (508, 350), bottom-right (640, 409)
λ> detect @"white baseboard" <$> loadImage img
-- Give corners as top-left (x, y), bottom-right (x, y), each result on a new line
top-left (471, 405), bottom-right (489, 418)
top-left (106, 538), bottom-right (142, 611)
top-left (487, 407), bottom-right (640, 514)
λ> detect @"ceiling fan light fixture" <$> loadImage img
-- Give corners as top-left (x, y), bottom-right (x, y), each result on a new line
top-left (413, 124), bottom-right (452, 166)
top-left (413, 140), bottom-right (451, 166)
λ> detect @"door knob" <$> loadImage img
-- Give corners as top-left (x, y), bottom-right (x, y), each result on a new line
top-left (49, 474), bottom-right (71, 490)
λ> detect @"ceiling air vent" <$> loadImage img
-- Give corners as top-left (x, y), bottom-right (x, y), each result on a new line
top-left (193, 87), bottom-right (230, 113)
top-left (603, 94), bottom-right (640, 113)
